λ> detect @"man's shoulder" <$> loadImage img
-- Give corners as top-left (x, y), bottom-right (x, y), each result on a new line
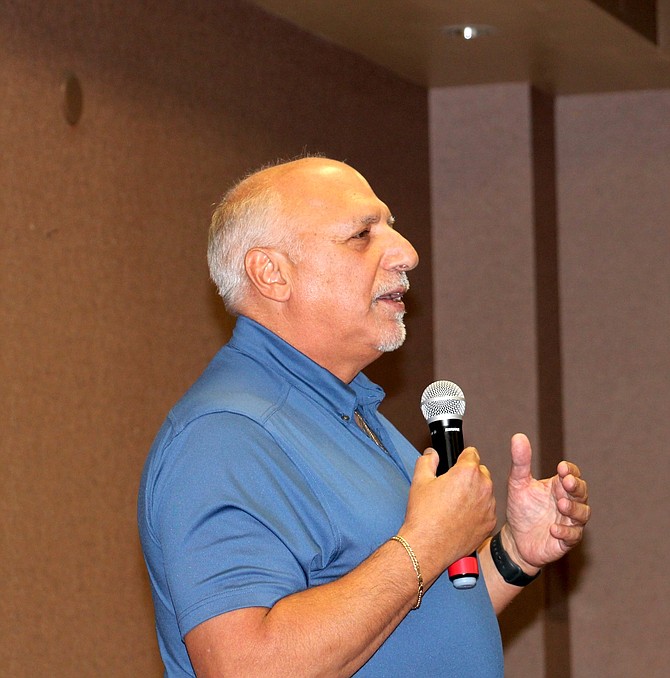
top-left (169, 344), bottom-right (289, 434)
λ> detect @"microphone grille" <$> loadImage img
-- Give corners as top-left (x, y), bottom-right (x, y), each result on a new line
top-left (420, 380), bottom-right (466, 421)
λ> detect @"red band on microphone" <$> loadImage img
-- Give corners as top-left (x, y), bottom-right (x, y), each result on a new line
top-left (448, 556), bottom-right (479, 579)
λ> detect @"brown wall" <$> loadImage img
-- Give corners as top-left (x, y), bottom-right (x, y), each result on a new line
top-left (558, 89), bottom-right (670, 678)
top-left (430, 83), bottom-right (546, 676)
top-left (0, 1), bottom-right (431, 675)
top-left (430, 83), bottom-right (670, 676)
top-left (6, 1), bottom-right (669, 676)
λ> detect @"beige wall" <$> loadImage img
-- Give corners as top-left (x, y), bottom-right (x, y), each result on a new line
top-left (430, 83), bottom-right (546, 677)
top-left (4, 0), bottom-right (670, 675)
top-left (430, 82), bottom-right (670, 676)
top-left (0, 1), bottom-right (431, 675)
top-left (557, 89), bottom-right (670, 677)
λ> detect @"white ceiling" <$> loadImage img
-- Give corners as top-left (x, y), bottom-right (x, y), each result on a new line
top-left (250, 0), bottom-right (670, 95)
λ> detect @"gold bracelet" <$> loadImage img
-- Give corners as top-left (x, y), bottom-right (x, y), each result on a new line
top-left (391, 535), bottom-right (424, 610)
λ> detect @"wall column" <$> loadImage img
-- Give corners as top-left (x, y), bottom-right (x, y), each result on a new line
top-left (429, 82), bottom-right (568, 676)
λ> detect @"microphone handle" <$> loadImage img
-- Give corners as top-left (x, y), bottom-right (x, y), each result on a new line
top-left (429, 419), bottom-right (480, 590)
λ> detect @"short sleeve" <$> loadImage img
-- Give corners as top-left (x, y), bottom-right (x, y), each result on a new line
top-left (149, 412), bottom-right (331, 638)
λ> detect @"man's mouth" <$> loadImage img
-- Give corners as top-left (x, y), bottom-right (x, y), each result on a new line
top-left (374, 274), bottom-right (410, 308)
top-left (376, 290), bottom-right (406, 303)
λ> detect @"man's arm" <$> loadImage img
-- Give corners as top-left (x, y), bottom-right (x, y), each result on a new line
top-left (185, 448), bottom-right (497, 678)
top-left (185, 541), bottom-right (417, 678)
top-left (479, 433), bottom-right (591, 614)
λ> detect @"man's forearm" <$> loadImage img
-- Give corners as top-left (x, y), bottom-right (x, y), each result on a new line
top-left (186, 537), bottom-right (424, 678)
top-left (478, 528), bottom-right (541, 614)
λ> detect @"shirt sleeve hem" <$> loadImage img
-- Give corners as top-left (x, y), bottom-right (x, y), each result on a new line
top-left (177, 585), bottom-right (296, 638)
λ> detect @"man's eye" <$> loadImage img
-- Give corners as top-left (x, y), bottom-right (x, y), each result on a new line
top-left (352, 229), bottom-right (371, 240)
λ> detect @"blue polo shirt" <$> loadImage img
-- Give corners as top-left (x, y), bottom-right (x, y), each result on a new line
top-left (138, 316), bottom-right (503, 676)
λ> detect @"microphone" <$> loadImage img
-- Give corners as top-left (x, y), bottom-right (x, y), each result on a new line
top-left (420, 380), bottom-right (479, 590)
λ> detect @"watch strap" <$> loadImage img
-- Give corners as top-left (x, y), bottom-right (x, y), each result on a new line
top-left (490, 530), bottom-right (541, 587)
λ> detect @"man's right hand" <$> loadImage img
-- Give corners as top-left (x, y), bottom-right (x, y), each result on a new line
top-left (399, 447), bottom-right (497, 586)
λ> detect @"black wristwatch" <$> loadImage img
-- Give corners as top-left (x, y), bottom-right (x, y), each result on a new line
top-left (490, 531), bottom-right (541, 587)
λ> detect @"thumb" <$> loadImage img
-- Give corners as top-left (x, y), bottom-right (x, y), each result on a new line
top-left (509, 433), bottom-right (533, 483)
top-left (413, 447), bottom-right (439, 482)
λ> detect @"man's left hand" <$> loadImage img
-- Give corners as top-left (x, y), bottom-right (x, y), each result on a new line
top-left (501, 433), bottom-right (591, 573)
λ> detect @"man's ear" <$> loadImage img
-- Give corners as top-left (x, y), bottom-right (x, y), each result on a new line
top-left (244, 248), bottom-right (292, 302)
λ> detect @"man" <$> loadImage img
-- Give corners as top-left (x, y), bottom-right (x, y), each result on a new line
top-left (138, 157), bottom-right (590, 677)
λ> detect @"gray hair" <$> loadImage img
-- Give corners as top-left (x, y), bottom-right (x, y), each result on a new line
top-left (207, 172), bottom-right (302, 314)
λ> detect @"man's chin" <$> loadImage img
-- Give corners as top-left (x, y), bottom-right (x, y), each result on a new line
top-left (375, 322), bottom-right (406, 353)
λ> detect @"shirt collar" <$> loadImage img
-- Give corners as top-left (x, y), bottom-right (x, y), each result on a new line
top-left (229, 316), bottom-right (385, 419)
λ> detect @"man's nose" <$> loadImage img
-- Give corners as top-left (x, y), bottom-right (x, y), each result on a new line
top-left (382, 229), bottom-right (419, 272)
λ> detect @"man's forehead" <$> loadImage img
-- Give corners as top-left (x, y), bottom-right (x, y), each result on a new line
top-left (301, 189), bottom-right (393, 232)
top-left (251, 158), bottom-right (394, 230)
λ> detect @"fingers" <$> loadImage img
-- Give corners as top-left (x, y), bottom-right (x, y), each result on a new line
top-left (549, 522), bottom-right (585, 548)
top-left (458, 446), bottom-right (481, 465)
top-left (557, 463), bottom-right (589, 504)
top-left (557, 460), bottom-right (583, 482)
top-left (457, 447), bottom-right (492, 479)
top-left (553, 482), bottom-right (591, 555)
top-left (557, 495), bottom-right (591, 526)
top-left (557, 459), bottom-right (579, 475)
top-left (415, 446), bottom-right (490, 480)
